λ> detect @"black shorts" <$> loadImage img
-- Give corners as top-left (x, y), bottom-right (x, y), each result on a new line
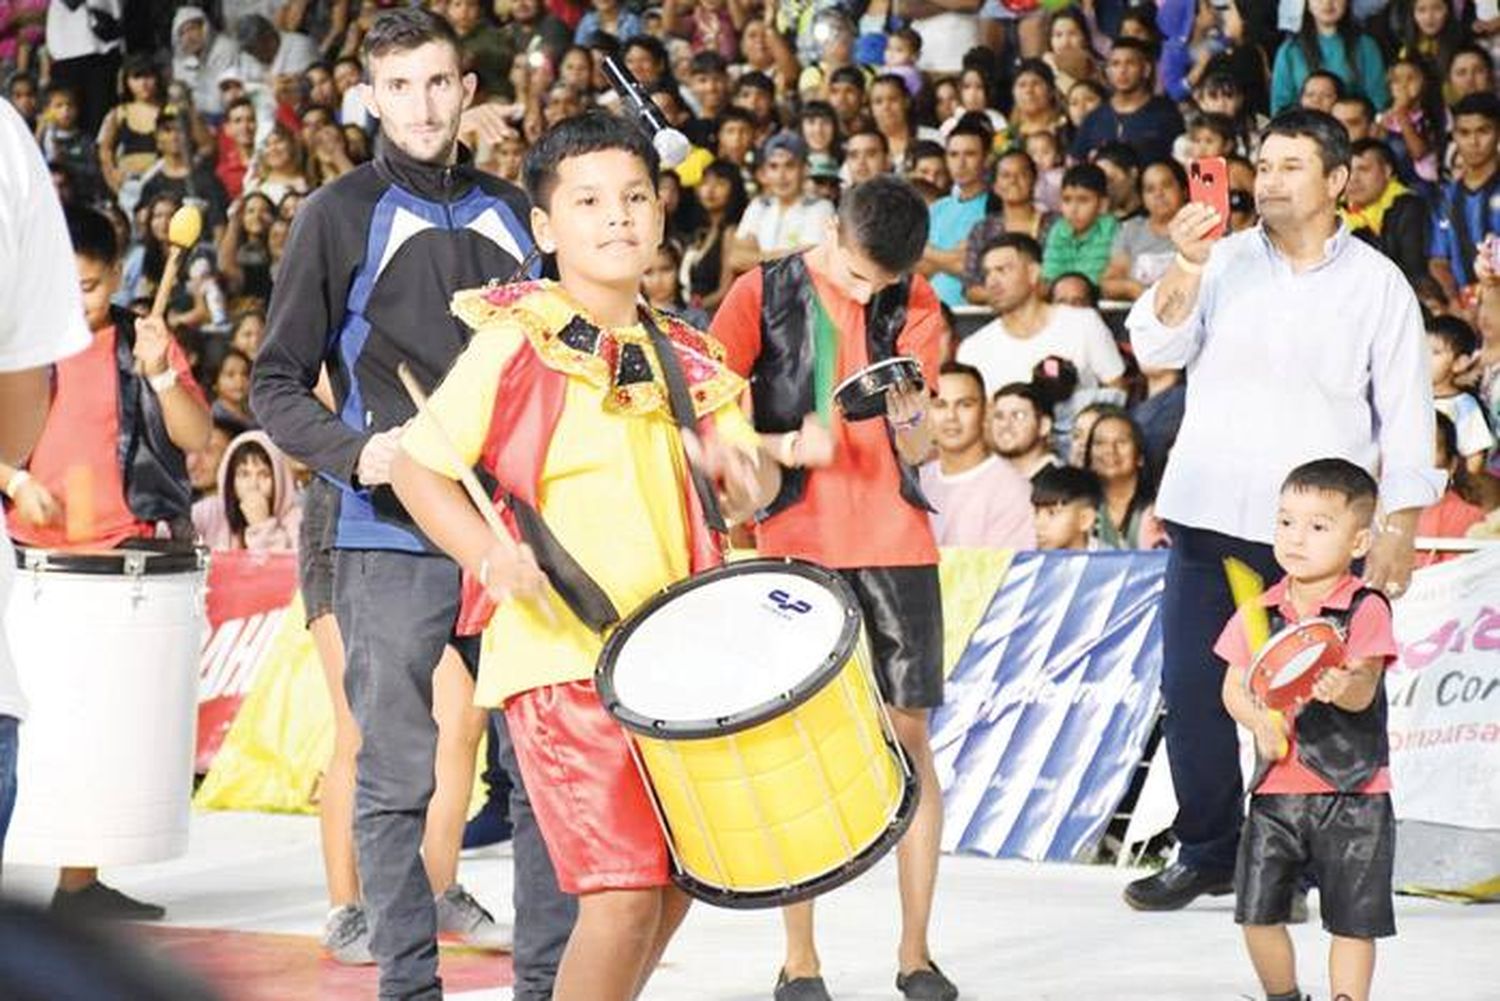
top-left (297, 477), bottom-right (338, 627)
top-left (838, 565), bottom-right (944, 710)
top-left (1235, 792), bottom-right (1396, 939)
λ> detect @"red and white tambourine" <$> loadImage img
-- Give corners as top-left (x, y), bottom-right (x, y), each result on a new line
top-left (1246, 617), bottom-right (1348, 716)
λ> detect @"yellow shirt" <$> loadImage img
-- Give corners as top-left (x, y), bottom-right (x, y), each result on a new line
top-left (401, 283), bottom-right (756, 706)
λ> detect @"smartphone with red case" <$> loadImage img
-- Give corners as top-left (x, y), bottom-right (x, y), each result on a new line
top-left (1188, 157), bottom-right (1230, 238)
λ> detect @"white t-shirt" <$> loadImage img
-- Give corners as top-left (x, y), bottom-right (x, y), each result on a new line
top-left (737, 195), bottom-right (835, 255)
top-left (0, 101), bottom-right (92, 721)
top-left (1435, 392), bottom-right (1495, 458)
top-left (914, 13), bottom-right (979, 73)
top-left (956, 304), bottom-right (1126, 396)
top-left (45, 0), bottom-right (123, 61)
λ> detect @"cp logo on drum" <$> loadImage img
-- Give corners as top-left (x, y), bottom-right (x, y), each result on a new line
top-left (767, 589), bottom-right (814, 616)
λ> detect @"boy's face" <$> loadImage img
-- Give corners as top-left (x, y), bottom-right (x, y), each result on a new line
top-left (1060, 185), bottom-right (1104, 233)
top-left (9, 80), bottom-right (37, 119)
top-left (886, 35), bottom-right (915, 65)
top-left (531, 149), bottom-right (664, 291)
top-left (360, 40), bottom-right (476, 165)
top-left (1453, 113), bottom-right (1499, 172)
top-left (932, 372), bottom-right (986, 456)
top-left (844, 135), bottom-right (888, 183)
top-left (1034, 500), bottom-right (1095, 550)
top-left (1273, 487), bottom-right (1372, 583)
top-left (909, 154), bottom-right (949, 191)
top-left (642, 248), bottom-right (677, 303)
top-left (76, 255), bottom-right (120, 332)
top-left (828, 80), bottom-right (863, 121)
top-left (1332, 99), bottom-right (1372, 141)
top-left (718, 120), bottom-right (752, 161)
top-left (690, 70), bottom-right (728, 114)
top-left (1427, 333), bottom-right (1469, 386)
top-left (945, 135), bottom-right (986, 190)
top-left (47, 92), bottom-right (78, 129)
top-left (1190, 128), bottom-right (1228, 159)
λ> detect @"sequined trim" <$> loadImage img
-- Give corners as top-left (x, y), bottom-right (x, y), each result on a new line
top-left (450, 280), bottom-right (742, 419)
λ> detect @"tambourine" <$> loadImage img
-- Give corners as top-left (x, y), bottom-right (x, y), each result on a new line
top-left (1246, 617), bottom-right (1347, 716)
top-left (832, 357), bottom-right (924, 422)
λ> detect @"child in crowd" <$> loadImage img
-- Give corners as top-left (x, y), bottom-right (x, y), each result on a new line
top-left (1217, 459), bottom-right (1398, 1001)
top-left (1427, 315), bottom-right (1494, 475)
top-left (36, 84), bottom-right (102, 202)
top-left (643, 240), bottom-right (709, 329)
top-left (1031, 464), bottom-right (1103, 550)
top-left (191, 430), bottom-right (302, 551)
top-left (880, 26), bottom-right (924, 97)
top-left (391, 113), bottom-right (775, 1001)
top-left (1188, 113), bottom-right (1236, 159)
top-left (1024, 129), bottom-right (1064, 211)
top-left (1042, 163), bottom-right (1118, 286)
top-left (1415, 413), bottom-right (1486, 565)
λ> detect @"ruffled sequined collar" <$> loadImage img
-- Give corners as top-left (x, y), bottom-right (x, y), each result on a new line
top-left (450, 280), bottom-right (742, 419)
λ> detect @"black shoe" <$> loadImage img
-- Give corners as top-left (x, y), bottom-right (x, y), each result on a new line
top-left (1122, 862), bottom-right (1234, 911)
top-left (774, 968), bottom-right (832, 1001)
top-left (51, 880), bottom-right (166, 921)
top-left (896, 961), bottom-right (959, 1000)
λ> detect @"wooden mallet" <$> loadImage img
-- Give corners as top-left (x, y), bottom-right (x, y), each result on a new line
top-left (149, 204), bottom-right (204, 320)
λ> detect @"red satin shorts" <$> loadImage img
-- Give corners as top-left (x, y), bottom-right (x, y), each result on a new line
top-left (503, 679), bottom-right (671, 895)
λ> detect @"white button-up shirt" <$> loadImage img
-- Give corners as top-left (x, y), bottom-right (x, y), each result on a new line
top-left (1126, 223), bottom-right (1443, 544)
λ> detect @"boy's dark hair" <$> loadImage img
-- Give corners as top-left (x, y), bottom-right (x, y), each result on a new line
top-left (1109, 34), bottom-right (1157, 66)
top-left (846, 127), bottom-right (888, 152)
top-left (1191, 112), bottom-right (1237, 144)
top-left (908, 139), bottom-right (946, 164)
top-left (1092, 140), bottom-right (1140, 174)
top-left (524, 111), bottom-right (660, 211)
top-left (1262, 107), bottom-right (1352, 173)
top-left (946, 112), bottom-right (993, 149)
top-left (1428, 314), bottom-right (1479, 356)
top-left (1333, 93), bottom-right (1375, 120)
top-left (939, 360), bottom-right (986, 397)
top-left (1301, 69), bottom-right (1346, 101)
top-left (736, 71), bottom-right (775, 96)
top-left (1061, 162), bottom-right (1108, 197)
top-left (799, 100), bottom-right (837, 126)
top-left (828, 66), bottom-right (866, 90)
top-left (891, 26), bottom-right (923, 55)
top-left (689, 51), bottom-right (728, 76)
top-left (224, 95), bottom-right (256, 119)
top-left (1450, 41), bottom-right (1495, 71)
top-left (1032, 464), bottom-right (1103, 508)
top-left (362, 6), bottom-right (461, 63)
top-left (980, 232), bottom-right (1043, 266)
top-left (1350, 137), bottom-right (1399, 173)
top-left (1452, 91), bottom-right (1500, 128)
top-left (1281, 458), bottom-right (1379, 520)
top-left (993, 380), bottom-right (1052, 419)
top-left (42, 82), bottom-right (77, 104)
top-left (839, 175), bottom-right (929, 274)
top-left (1050, 272), bottom-right (1100, 307)
top-left (65, 205), bottom-right (119, 266)
top-left (718, 105), bottom-right (755, 129)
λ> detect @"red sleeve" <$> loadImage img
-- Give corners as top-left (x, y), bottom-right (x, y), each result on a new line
top-left (1213, 609), bottom-right (1253, 669)
top-left (1345, 593), bottom-right (1398, 665)
top-left (895, 274), bottom-right (948, 388)
top-left (708, 268), bottom-right (764, 379)
top-left (167, 337), bottom-right (209, 407)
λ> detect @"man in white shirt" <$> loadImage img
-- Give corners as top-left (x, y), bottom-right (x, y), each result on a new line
top-left (0, 100), bottom-right (91, 867)
top-left (957, 233), bottom-right (1127, 394)
top-left (733, 132), bottom-right (835, 264)
top-left (920, 363), bottom-right (1036, 549)
top-left (1122, 109), bottom-right (1440, 913)
top-left (233, 12), bottom-right (319, 87)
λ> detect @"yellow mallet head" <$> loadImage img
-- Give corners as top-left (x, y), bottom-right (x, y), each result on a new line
top-left (167, 204), bottom-right (204, 249)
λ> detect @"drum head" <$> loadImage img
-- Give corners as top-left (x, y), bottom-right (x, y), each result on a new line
top-left (598, 559), bottom-right (861, 737)
top-left (832, 357), bottom-right (924, 423)
top-left (1249, 618), bottom-right (1345, 711)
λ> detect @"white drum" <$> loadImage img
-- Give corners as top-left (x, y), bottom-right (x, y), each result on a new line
top-left (4, 547), bottom-right (206, 867)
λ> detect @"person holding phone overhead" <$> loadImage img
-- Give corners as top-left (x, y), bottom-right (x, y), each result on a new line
top-left (1121, 108), bottom-right (1441, 914)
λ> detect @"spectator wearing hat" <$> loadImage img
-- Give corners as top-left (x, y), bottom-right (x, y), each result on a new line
top-left (731, 131), bottom-right (835, 264)
top-left (921, 114), bottom-right (994, 309)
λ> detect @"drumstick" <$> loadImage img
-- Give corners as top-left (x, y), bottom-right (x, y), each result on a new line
top-left (149, 205), bottom-right (204, 321)
top-left (1224, 557), bottom-right (1288, 759)
top-left (395, 363), bottom-right (555, 623)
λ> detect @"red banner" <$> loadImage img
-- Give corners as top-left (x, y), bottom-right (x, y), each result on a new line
top-left (196, 550), bottom-right (299, 773)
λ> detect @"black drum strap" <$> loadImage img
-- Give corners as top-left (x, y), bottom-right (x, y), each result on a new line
top-left (639, 307), bottom-right (728, 533)
top-left (505, 493), bottom-right (620, 634)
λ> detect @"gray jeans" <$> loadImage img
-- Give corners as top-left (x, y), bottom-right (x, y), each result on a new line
top-left (334, 549), bottom-right (575, 1000)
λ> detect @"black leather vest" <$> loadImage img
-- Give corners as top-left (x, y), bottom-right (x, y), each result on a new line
top-left (752, 253), bottom-right (932, 517)
top-left (111, 306), bottom-right (193, 529)
top-left (1254, 587), bottom-right (1391, 794)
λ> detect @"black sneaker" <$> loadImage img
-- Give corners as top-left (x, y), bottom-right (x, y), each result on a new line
top-left (773, 968), bottom-right (833, 1001)
top-left (1122, 862), bottom-right (1234, 911)
top-left (896, 961), bottom-right (959, 1000)
top-left (51, 881), bottom-right (166, 922)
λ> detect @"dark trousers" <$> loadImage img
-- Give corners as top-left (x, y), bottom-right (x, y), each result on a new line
top-left (334, 550), bottom-right (574, 1000)
top-left (1159, 523), bottom-right (1280, 873)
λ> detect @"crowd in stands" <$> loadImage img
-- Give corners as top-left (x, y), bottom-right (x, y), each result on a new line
top-left (4, 0), bottom-right (1500, 557)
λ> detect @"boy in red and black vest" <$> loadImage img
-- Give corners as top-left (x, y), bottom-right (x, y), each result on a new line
top-left (1217, 458), bottom-right (1399, 1001)
top-left (392, 112), bottom-right (778, 1001)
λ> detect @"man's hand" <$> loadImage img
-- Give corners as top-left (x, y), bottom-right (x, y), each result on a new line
top-left (1363, 515), bottom-right (1416, 598)
top-left (479, 538), bottom-right (550, 607)
top-left (12, 477), bottom-right (61, 527)
top-left (356, 426), bottom-right (406, 488)
top-left (1167, 202), bottom-right (1224, 266)
top-left (885, 380), bottom-right (928, 430)
top-left (133, 314), bottom-right (173, 377)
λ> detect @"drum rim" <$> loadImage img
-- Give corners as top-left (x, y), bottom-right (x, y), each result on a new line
top-left (596, 557), bottom-right (863, 738)
top-left (1246, 616), bottom-right (1345, 707)
top-left (12, 546), bottom-right (208, 575)
top-left (831, 355), bottom-right (924, 402)
top-left (670, 750), bottom-right (920, 910)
